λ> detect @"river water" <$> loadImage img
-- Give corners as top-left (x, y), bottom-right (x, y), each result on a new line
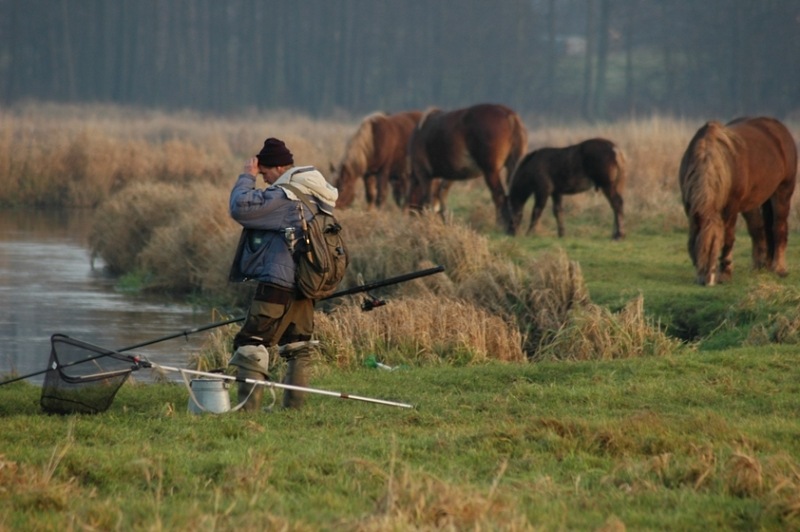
top-left (0, 208), bottom-right (218, 384)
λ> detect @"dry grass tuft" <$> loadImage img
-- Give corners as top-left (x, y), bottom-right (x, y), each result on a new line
top-left (457, 249), bottom-right (590, 355)
top-left (350, 460), bottom-right (534, 531)
top-left (725, 449), bottom-right (764, 497)
top-left (137, 183), bottom-right (238, 294)
top-left (316, 294), bottom-right (525, 367)
top-left (740, 281), bottom-right (800, 345)
top-left (536, 295), bottom-right (681, 361)
top-left (89, 182), bottom-right (189, 273)
top-left (765, 454), bottom-right (800, 525)
top-left (337, 209), bottom-right (494, 288)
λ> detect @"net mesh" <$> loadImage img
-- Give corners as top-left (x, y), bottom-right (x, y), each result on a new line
top-left (40, 334), bottom-right (138, 414)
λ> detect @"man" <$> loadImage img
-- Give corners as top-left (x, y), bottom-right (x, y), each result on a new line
top-left (228, 137), bottom-right (338, 411)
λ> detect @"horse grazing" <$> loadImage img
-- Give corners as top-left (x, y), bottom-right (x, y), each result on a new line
top-left (679, 116), bottom-right (798, 286)
top-left (506, 138), bottom-right (627, 239)
top-left (335, 110), bottom-right (422, 209)
top-left (406, 103), bottom-right (528, 226)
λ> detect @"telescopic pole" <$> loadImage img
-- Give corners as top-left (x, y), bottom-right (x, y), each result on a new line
top-left (145, 361), bottom-right (414, 409)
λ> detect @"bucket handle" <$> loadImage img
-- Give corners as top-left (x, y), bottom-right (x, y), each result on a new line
top-left (180, 370), bottom-right (274, 414)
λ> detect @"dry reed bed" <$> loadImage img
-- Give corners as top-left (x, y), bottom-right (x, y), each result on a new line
top-left (2, 104), bottom-right (798, 222)
top-left (0, 103), bottom-right (354, 207)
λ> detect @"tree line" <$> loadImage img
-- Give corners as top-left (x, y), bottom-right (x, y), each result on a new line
top-left (1, 0), bottom-right (798, 120)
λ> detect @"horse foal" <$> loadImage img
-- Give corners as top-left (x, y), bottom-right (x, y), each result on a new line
top-left (506, 138), bottom-right (627, 239)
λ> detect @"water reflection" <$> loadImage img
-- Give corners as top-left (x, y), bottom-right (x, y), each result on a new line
top-left (0, 208), bottom-right (219, 384)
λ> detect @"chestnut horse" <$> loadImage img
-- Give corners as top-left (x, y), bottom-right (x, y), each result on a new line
top-left (506, 138), bottom-right (627, 239)
top-left (679, 116), bottom-right (798, 286)
top-left (406, 103), bottom-right (528, 226)
top-left (335, 110), bottom-right (422, 209)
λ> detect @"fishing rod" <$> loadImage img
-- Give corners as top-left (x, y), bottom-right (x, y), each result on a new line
top-left (0, 265), bottom-right (445, 386)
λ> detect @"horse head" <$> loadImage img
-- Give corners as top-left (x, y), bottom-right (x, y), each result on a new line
top-left (333, 160), bottom-right (357, 208)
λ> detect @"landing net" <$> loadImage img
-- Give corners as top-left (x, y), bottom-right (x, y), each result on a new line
top-left (40, 334), bottom-right (139, 414)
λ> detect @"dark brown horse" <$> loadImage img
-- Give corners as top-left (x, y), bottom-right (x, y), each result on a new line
top-left (679, 116), bottom-right (798, 286)
top-left (406, 103), bottom-right (528, 226)
top-left (335, 110), bottom-right (422, 209)
top-left (506, 138), bottom-right (627, 239)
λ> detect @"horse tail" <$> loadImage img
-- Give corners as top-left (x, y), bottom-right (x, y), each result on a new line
top-left (611, 144), bottom-right (628, 194)
top-left (336, 112), bottom-right (383, 207)
top-left (505, 111), bottom-right (529, 190)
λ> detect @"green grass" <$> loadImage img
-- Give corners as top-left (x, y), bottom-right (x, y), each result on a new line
top-left (2, 349), bottom-right (799, 530)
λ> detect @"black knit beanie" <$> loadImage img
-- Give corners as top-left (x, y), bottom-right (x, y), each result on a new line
top-left (256, 138), bottom-right (294, 167)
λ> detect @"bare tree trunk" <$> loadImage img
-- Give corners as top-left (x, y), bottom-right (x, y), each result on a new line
top-left (582, 0), bottom-right (596, 121)
top-left (546, 0), bottom-right (557, 108)
top-left (624, 0), bottom-right (636, 115)
top-left (593, 0), bottom-right (610, 119)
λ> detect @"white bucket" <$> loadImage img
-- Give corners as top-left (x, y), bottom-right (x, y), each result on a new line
top-left (187, 378), bottom-right (231, 414)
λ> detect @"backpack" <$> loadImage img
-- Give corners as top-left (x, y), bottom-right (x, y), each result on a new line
top-left (282, 184), bottom-right (349, 299)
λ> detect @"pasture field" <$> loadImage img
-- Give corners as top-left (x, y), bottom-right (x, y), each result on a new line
top-left (2, 104), bottom-right (800, 529)
top-left (3, 188), bottom-right (800, 529)
top-left (1, 344), bottom-right (799, 529)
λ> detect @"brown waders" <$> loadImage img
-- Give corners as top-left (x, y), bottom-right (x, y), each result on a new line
top-left (230, 283), bottom-right (314, 411)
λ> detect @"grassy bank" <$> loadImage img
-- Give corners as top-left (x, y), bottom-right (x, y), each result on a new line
top-left (2, 349), bottom-right (799, 530)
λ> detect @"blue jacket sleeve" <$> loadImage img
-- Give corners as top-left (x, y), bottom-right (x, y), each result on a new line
top-left (229, 174), bottom-right (302, 230)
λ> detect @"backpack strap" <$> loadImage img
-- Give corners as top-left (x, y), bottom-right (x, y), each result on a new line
top-left (281, 183), bottom-right (318, 214)
top-left (280, 183), bottom-right (314, 260)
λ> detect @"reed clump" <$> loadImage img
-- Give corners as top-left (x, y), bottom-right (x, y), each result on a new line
top-left (315, 294), bottom-right (526, 368)
top-left (535, 295), bottom-right (682, 361)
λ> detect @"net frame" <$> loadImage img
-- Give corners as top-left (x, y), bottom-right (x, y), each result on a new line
top-left (40, 334), bottom-right (141, 414)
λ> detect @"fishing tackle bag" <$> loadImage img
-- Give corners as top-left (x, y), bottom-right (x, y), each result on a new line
top-left (283, 184), bottom-right (349, 299)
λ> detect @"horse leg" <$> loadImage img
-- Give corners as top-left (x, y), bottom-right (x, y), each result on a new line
top-left (767, 193), bottom-right (792, 276)
top-left (484, 170), bottom-right (510, 228)
top-left (390, 174), bottom-right (408, 208)
top-left (434, 180), bottom-right (453, 217)
top-left (600, 187), bottom-right (625, 240)
top-left (552, 194), bottom-right (566, 238)
top-left (364, 174), bottom-right (378, 209)
top-left (526, 193), bottom-right (548, 235)
top-left (718, 213), bottom-right (739, 283)
top-left (375, 170), bottom-right (391, 208)
top-left (742, 208), bottom-right (768, 270)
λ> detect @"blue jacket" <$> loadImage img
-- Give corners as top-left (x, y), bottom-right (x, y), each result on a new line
top-left (228, 173), bottom-right (311, 289)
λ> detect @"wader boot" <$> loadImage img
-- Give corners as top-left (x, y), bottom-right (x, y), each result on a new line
top-left (282, 344), bottom-right (312, 409)
top-left (228, 345), bottom-right (270, 412)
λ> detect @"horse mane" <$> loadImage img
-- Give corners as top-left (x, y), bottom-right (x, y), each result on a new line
top-left (340, 112), bottom-right (386, 175)
top-left (679, 121), bottom-right (740, 216)
top-left (417, 107), bottom-right (441, 131)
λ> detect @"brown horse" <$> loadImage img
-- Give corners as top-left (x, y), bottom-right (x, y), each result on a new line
top-left (679, 116), bottom-right (798, 286)
top-left (406, 103), bottom-right (528, 226)
top-left (506, 138), bottom-right (627, 239)
top-left (335, 110), bottom-right (422, 209)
